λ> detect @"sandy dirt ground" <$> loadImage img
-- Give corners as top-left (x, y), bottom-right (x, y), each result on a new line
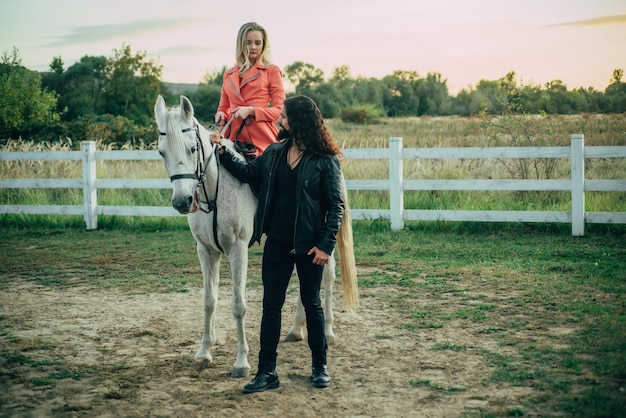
top-left (1, 278), bottom-right (547, 418)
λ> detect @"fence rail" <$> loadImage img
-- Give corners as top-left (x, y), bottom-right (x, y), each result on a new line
top-left (1, 135), bottom-right (625, 236)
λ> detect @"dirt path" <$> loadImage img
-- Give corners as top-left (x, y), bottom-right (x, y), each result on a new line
top-left (1, 280), bottom-right (538, 417)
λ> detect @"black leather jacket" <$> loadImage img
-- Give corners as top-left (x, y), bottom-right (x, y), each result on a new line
top-left (219, 138), bottom-right (345, 255)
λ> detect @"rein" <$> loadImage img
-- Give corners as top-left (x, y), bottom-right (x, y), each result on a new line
top-left (159, 125), bottom-right (214, 184)
top-left (159, 123), bottom-right (224, 253)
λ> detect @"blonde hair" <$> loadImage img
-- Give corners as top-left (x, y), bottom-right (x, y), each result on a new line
top-left (235, 22), bottom-right (272, 76)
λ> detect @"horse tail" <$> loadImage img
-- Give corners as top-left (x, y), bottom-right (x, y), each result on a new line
top-left (336, 173), bottom-right (359, 312)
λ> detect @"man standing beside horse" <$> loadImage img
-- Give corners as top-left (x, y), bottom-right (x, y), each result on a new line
top-left (210, 95), bottom-right (345, 393)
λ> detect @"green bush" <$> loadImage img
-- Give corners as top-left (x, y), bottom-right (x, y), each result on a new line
top-left (340, 104), bottom-right (383, 124)
top-left (66, 114), bottom-right (153, 148)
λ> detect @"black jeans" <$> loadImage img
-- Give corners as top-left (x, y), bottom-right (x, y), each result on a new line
top-left (257, 236), bottom-right (327, 372)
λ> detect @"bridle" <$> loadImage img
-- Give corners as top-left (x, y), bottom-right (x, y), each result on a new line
top-left (160, 124), bottom-right (215, 182)
top-left (159, 122), bottom-right (226, 253)
top-left (159, 123), bottom-right (220, 215)
top-left (159, 116), bottom-right (233, 183)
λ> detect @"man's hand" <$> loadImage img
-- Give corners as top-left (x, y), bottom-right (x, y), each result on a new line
top-left (210, 131), bottom-right (222, 145)
top-left (308, 247), bottom-right (331, 266)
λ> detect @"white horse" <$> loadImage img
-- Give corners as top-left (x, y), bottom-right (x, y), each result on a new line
top-left (154, 95), bottom-right (358, 378)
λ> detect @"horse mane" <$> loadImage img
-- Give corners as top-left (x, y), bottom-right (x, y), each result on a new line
top-left (164, 107), bottom-right (191, 158)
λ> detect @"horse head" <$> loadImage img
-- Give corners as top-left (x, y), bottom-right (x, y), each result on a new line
top-left (154, 95), bottom-right (217, 214)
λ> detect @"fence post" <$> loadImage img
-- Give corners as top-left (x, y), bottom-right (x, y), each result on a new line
top-left (571, 134), bottom-right (584, 236)
top-left (82, 141), bottom-right (97, 230)
top-left (389, 137), bottom-right (403, 230)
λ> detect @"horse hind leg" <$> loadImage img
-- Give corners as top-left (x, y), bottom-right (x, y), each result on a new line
top-left (322, 256), bottom-right (336, 344)
top-left (285, 299), bottom-right (306, 342)
top-left (285, 256), bottom-right (336, 344)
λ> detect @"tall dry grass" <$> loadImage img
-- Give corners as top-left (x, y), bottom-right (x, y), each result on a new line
top-left (1, 114), bottom-right (624, 213)
top-left (330, 113), bottom-right (626, 149)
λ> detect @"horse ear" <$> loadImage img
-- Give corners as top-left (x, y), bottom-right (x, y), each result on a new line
top-left (155, 95), bottom-right (166, 130)
top-left (180, 95), bottom-right (194, 122)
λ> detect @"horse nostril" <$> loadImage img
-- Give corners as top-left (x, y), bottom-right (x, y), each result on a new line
top-left (172, 195), bottom-right (192, 212)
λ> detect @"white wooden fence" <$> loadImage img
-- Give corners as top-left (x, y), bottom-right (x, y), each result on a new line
top-left (1, 135), bottom-right (625, 236)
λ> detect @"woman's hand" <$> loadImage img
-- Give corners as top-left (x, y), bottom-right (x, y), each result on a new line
top-left (215, 111), bottom-right (227, 124)
top-left (232, 106), bottom-right (254, 120)
top-left (308, 247), bottom-right (331, 266)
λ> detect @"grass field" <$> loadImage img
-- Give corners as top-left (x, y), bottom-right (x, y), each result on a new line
top-left (1, 220), bottom-right (625, 416)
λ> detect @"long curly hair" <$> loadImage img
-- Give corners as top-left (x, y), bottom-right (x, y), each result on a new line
top-left (281, 96), bottom-right (342, 158)
top-left (235, 22), bottom-right (272, 76)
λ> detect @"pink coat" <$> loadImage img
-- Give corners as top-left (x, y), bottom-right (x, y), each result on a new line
top-left (217, 63), bottom-right (285, 155)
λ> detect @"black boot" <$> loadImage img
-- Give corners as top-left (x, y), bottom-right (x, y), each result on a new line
top-left (311, 365), bottom-right (331, 388)
top-left (243, 370), bottom-right (279, 394)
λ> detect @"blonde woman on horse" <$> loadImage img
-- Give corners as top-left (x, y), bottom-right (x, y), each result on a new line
top-left (214, 22), bottom-right (285, 157)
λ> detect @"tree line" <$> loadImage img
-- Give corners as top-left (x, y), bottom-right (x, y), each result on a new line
top-left (1, 45), bottom-right (625, 146)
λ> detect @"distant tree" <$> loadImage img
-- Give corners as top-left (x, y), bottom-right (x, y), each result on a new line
top-left (382, 70), bottom-right (420, 116)
top-left (475, 79), bottom-right (509, 113)
top-left (415, 72), bottom-right (451, 116)
top-left (577, 87), bottom-right (604, 113)
top-left (102, 44), bottom-right (162, 125)
top-left (352, 76), bottom-right (385, 108)
top-left (41, 56), bottom-right (66, 107)
top-left (188, 68), bottom-right (227, 124)
top-left (391, 70), bottom-right (420, 83)
top-left (201, 67), bottom-right (227, 88)
top-left (303, 83), bottom-right (343, 118)
top-left (49, 56), bottom-right (64, 74)
top-left (516, 83), bottom-right (544, 114)
top-left (603, 69), bottom-right (626, 113)
top-left (454, 77), bottom-right (509, 116)
top-left (42, 55), bottom-right (107, 120)
top-left (498, 72), bottom-right (518, 102)
top-left (330, 65), bottom-right (353, 89)
top-left (566, 89), bottom-right (586, 113)
top-left (328, 65), bottom-right (354, 108)
top-left (607, 68), bottom-right (623, 85)
top-left (1, 47), bottom-right (21, 66)
top-left (543, 80), bottom-right (566, 113)
top-left (0, 48), bottom-right (60, 139)
top-left (284, 61), bottom-right (324, 95)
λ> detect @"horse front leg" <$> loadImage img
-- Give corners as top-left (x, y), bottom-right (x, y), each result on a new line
top-left (228, 241), bottom-right (250, 378)
top-left (194, 242), bottom-right (220, 365)
top-left (285, 255), bottom-right (336, 344)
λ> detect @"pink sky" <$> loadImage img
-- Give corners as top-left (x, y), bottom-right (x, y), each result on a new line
top-left (2, 0), bottom-right (625, 94)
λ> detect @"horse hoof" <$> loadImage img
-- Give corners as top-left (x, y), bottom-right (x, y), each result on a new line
top-left (284, 332), bottom-right (303, 342)
top-left (191, 358), bottom-right (210, 371)
top-left (231, 367), bottom-right (250, 378)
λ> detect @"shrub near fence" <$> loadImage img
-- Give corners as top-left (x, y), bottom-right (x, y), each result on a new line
top-left (1, 136), bottom-right (625, 236)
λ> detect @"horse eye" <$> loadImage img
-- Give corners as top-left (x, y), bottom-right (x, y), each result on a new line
top-left (191, 146), bottom-right (197, 153)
